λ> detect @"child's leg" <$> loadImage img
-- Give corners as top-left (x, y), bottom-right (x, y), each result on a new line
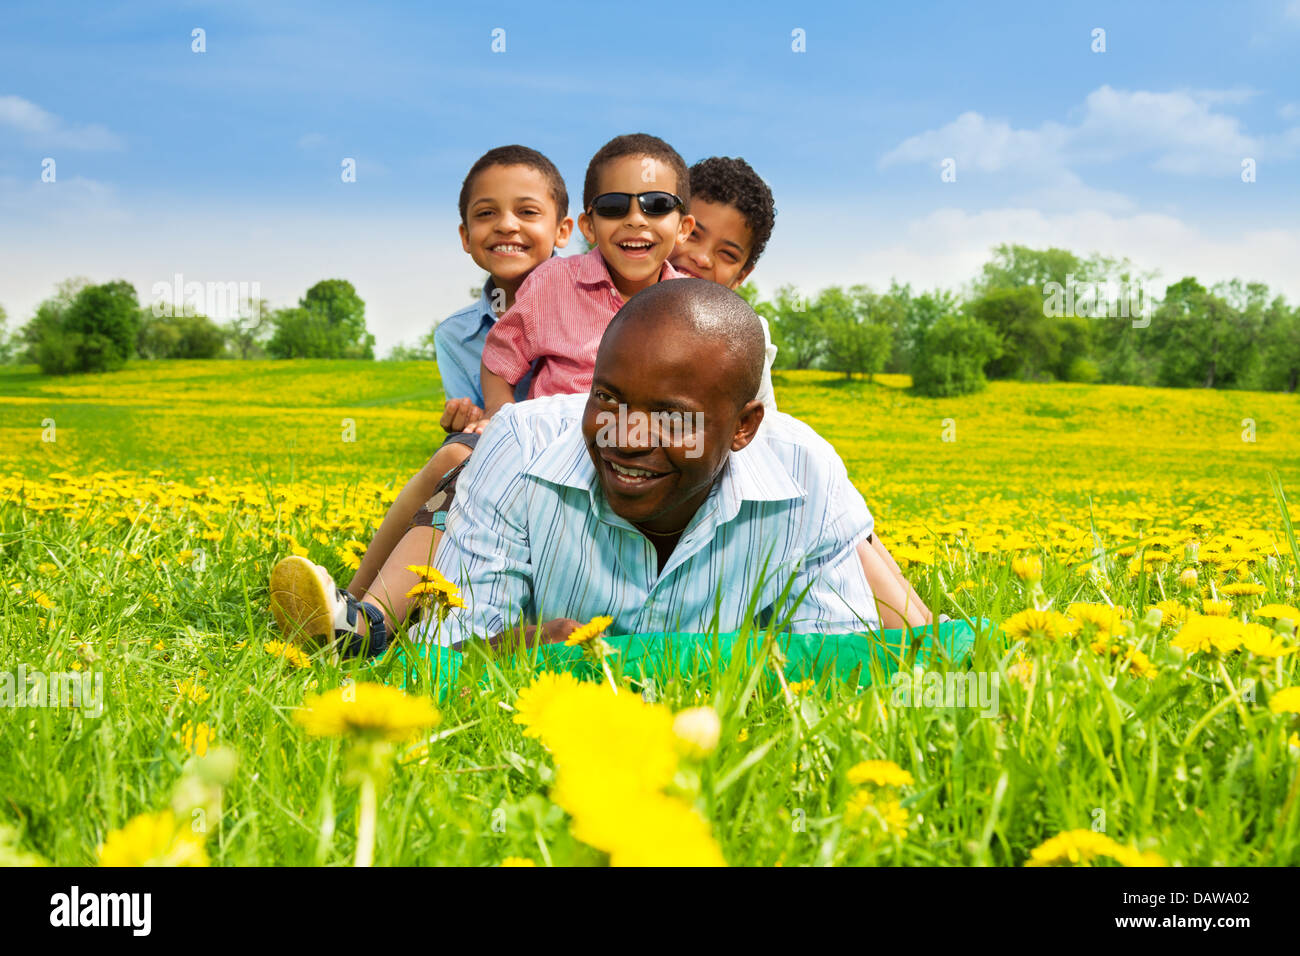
top-left (361, 526), bottom-right (442, 630)
top-left (858, 534), bottom-right (933, 629)
top-left (346, 439), bottom-right (472, 598)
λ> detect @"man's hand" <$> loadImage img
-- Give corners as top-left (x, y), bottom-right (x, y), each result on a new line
top-left (468, 617), bottom-right (582, 655)
top-left (441, 398), bottom-right (484, 434)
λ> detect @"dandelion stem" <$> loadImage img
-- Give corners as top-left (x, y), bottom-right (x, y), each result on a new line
top-left (355, 771), bottom-right (377, 868)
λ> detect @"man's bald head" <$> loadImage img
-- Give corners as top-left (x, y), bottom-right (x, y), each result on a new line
top-left (600, 278), bottom-right (766, 411)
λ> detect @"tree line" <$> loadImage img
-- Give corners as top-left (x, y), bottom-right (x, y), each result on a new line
top-left (1, 278), bottom-right (376, 373)
top-left (4, 245), bottom-right (1297, 397)
top-left (737, 244), bottom-right (1299, 396)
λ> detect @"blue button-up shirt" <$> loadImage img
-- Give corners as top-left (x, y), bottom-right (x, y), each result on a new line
top-left (423, 392), bottom-right (877, 646)
top-left (433, 281), bottom-right (530, 407)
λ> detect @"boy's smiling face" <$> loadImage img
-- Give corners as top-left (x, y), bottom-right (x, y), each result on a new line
top-left (669, 198), bottom-right (755, 290)
top-left (578, 155), bottom-right (694, 300)
top-left (459, 164), bottom-right (572, 288)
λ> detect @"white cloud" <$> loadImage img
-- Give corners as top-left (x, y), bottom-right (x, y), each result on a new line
top-left (297, 132), bottom-right (326, 149)
top-left (0, 95), bottom-right (124, 150)
top-left (881, 85), bottom-right (1300, 180)
top-left (1287, 0), bottom-right (1300, 21)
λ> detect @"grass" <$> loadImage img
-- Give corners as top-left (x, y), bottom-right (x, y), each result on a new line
top-left (1, 360), bottom-right (1298, 866)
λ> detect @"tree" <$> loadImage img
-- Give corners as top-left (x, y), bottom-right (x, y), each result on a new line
top-left (23, 278), bottom-right (140, 374)
top-left (224, 298), bottom-right (271, 359)
top-left (966, 285), bottom-right (1061, 380)
top-left (1152, 278), bottom-right (1262, 389)
top-left (757, 284), bottom-right (823, 370)
top-left (975, 243), bottom-right (1087, 294)
top-left (138, 310), bottom-right (226, 359)
top-left (911, 313), bottom-right (1001, 397)
top-left (0, 304), bottom-right (11, 364)
top-left (1259, 297), bottom-right (1300, 393)
top-left (267, 280), bottom-right (375, 359)
top-left (818, 285), bottom-right (894, 380)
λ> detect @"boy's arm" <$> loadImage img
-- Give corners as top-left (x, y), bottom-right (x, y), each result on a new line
top-left (480, 287), bottom-right (540, 412)
top-left (480, 364), bottom-right (516, 418)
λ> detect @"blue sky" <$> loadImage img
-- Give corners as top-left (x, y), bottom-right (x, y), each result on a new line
top-left (2, 0), bottom-right (1299, 352)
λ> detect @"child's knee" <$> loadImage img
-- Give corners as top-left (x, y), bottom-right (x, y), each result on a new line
top-left (424, 441), bottom-right (472, 480)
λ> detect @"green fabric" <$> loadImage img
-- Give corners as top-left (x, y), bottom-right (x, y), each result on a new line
top-left (378, 619), bottom-right (988, 697)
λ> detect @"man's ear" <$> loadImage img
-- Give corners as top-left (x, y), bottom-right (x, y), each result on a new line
top-left (553, 216), bottom-right (575, 248)
top-left (730, 400), bottom-right (765, 452)
top-left (458, 222), bottom-right (471, 254)
top-left (577, 212), bottom-right (597, 247)
top-left (729, 263), bottom-right (755, 290)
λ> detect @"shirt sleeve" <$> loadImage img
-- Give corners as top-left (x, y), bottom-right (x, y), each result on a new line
top-left (753, 313), bottom-right (779, 414)
top-left (781, 459), bottom-right (878, 634)
top-left (425, 409), bottom-right (536, 647)
top-left (481, 289), bottom-right (538, 386)
top-left (434, 323), bottom-right (483, 407)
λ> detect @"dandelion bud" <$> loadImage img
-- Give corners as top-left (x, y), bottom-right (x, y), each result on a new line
top-left (1178, 568), bottom-right (1198, 589)
top-left (1012, 555), bottom-right (1043, 583)
top-left (673, 706), bottom-right (721, 759)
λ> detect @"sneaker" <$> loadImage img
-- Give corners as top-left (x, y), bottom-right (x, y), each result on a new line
top-left (269, 555), bottom-right (389, 658)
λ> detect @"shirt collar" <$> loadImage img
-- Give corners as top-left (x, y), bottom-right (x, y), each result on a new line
top-left (575, 248), bottom-right (685, 290)
top-left (524, 418), bottom-right (805, 530)
top-left (460, 280), bottom-right (499, 343)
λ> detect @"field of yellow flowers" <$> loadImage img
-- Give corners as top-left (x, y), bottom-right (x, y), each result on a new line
top-left (1, 360), bottom-right (1299, 867)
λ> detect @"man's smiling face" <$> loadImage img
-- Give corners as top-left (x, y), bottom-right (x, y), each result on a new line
top-left (581, 286), bottom-right (764, 535)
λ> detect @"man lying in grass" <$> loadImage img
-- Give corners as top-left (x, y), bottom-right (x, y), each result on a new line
top-left (273, 279), bottom-right (904, 652)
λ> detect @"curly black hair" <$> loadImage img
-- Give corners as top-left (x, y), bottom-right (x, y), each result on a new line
top-left (458, 145), bottom-right (568, 226)
top-left (688, 156), bottom-right (776, 271)
top-left (582, 133), bottom-right (690, 211)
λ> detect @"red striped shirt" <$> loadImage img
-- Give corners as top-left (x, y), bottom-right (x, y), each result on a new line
top-left (481, 248), bottom-right (686, 400)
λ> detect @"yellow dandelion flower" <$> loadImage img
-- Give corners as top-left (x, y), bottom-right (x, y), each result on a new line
top-left (1254, 604), bottom-right (1300, 624)
top-left (512, 671), bottom-right (585, 739)
top-left (844, 790), bottom-right (910, 838)
top-left (1177, 567), bottom-right (1199, 588)
top-left (564, 615), bottom-right (614, 647)
top-left (1026, 829), bottom-right (1163, 867)
top-left (500, 857), bottom-right (536, 867)
top-left (1201, 599), bottom-right (1233, 617)
top-left (1067, 602), bottom-right (1129, 635)
top-left (1221, 582), bottom-right (1266, 598)
top-left (295, 683), bottom-right (440, 741)
top-left (175, 679), bottom-right (210, 703)
top-left (1241, 624), bottom-right (1295, 659)
top-left (1001, 609), bottom-right (1076, 642)
top-left (176, 721), bottom-right (213, 757)
top-left (1012, 555), bottom-right (1042, 582)
top-left (263, 639), bottom-right (312, 669)
top-left (1152, 600), bottom-right (1190, 628)
top-left (787, 678), bottom-right (816, 696)
top-left (1269, 687), bottom-right (1300, 715)
top-left (847, 759), bottom-right (915, 788)
top-left (32, 591), bottom-right (55, 611)
top-left (337, 549), bottom-right (361, 571)
top-left (96, 811), bottom-right (208, 867)
top-left (1172, 615), bottom-right (1243, 656)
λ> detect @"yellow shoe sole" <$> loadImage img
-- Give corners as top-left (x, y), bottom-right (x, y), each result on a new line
top-left (269, 556), bottom-right (334, 648)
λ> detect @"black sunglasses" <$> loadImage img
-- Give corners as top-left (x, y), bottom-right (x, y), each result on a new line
top-left (588, 191), bottom-right (684, 219)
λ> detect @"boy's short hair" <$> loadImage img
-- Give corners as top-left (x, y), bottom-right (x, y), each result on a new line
top-left (689, 157), bottom-right (776, 270)
top-left (458, 145), bottom-right (569, 226)
top-left (583, 133), bottom-right (690, 211)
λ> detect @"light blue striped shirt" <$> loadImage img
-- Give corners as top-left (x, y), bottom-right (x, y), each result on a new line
top-left (423, 393), bottom-right (877, 646)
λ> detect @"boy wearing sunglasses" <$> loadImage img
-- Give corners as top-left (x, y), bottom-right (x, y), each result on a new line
top-left (477, 133), bottom-right (696, 415)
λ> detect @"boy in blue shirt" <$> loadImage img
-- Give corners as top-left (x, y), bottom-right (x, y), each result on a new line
top-left (342, 146), bottom-right (572, 605)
